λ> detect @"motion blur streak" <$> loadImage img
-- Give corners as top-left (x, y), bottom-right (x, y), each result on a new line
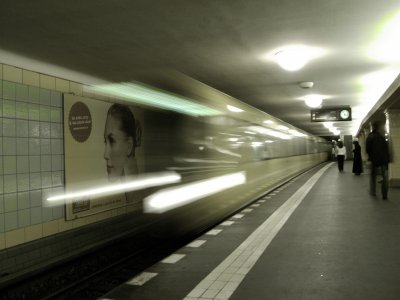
top-left (46, 172), bottom-right (181, 205)
top-left (144, 172), bottom-right (247, 213)
top-left (88, 82), bottom-right (221, 117)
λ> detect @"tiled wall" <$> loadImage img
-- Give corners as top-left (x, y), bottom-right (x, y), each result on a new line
top-left (0, 64), bottom-right (67, 250)
top-left (0, 63), bottom-right (134, 252)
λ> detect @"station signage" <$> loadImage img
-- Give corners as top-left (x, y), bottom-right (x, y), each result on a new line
top-left (311, 107), bottom-right (351, 122)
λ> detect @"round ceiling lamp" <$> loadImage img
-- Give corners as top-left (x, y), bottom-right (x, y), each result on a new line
top-left (303, 94), bottom-right (323, 108)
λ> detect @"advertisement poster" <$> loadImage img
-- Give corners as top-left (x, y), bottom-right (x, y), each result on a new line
top-left (64, 94), bottom-right (144, 220)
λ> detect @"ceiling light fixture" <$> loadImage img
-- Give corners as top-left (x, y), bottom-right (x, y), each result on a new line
top-left (303, 94), bottom-right (323, 108)
top-left (272, 45), bottom-right (325, 71)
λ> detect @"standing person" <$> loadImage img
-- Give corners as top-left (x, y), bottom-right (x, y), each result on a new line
top-left (336, 140), bottom-right (346, 172)
top-left (352, 140), bottom-right (363, 175)
top-left (366, 121), bottom-right (390, 199)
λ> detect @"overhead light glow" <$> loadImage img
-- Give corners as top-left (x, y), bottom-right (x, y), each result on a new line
top-left (323, 122), bottom-right (333, 129)
top-left (88, 82), bottom-right (221, 117)
top-left (143, 172), bottom-right (246, 213)
top-left (303, 94), bottom-right (323, 108)
top-left (227, 105), bottom-right (244, 112)
top-left (263, 120), bottom-right (274, 124)
top-left (265, 140), bottom-right (274, 143)
top-left (368, 12), bottom-right (400, 63)
top-left (272, 45), bottom-right (325, 71)
top-left (46, 172), bottom-right (181, 205)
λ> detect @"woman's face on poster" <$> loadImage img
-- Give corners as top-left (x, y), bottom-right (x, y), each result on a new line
top-left (104, 114), bottom-right (133, 182)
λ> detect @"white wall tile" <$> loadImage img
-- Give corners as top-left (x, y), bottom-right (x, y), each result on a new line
top-left (3, 137), bottom-right (16, 155)
top-left (4, 193), bottom-right (17, 212)
top-left (28, 103), bottom-right (40, 120)
top-left (3, 65), bottom-right (22, 83)
top-left (70, 82), bottom-right (83, 96)
top-left (16, 120), bottom-right (29, 137)
top-left (29, 173), bottom-right (41, 189)
top-left (29, 138), bottom-right (40, 155)
top-left (39, 89), bottom-right (51, 106)
top-left (50, 123), bottom-right (61, 138)
top-left (5, 228), bottom-right (25, 248)
top-left (17, 192), bottom-right (30, 209)
top-left (40, 139), bottom-right (51, 154)
top-left (41, 155), bottom-right (51, 172)
top-left (51, 139), bottom-right (62, 154)
top-left (30, 207), bottom-right (42, 224)
top-left (18, 209), bottom-right (30, 227)
top-left (29, 156), bottom-right (41, 172)
top-left (16, 102), bottom-right (29, 119)
top-left (3, 100), bottom-right (16, 118)
top-left (43, 220), bottom-right (59, 237)
top-left (50, 107), bottom-right (62, 122)
top-left (40, 122), bottom-right (51, 138)
top-left (17, 138), bottom-right (30, 155)
top-left (23, 70), bottom-right (39, 87)
top-left (0, 195), bottom-right (4, 213)
top-left (17, 174), bottom-right (30, 191)
top-left (25, 223), bottom-right (43, 242)
top-left (0, 233), bottom-right (4, 248)
top-left (16, 84), bottom-right (29, 102)
top-left (39, 74), bottom-right (55, 90)
top-left (5, 213), bottom-right (18, 235)
top-left (41, 172), bottom-right (52, 188)
top-left (55, 78), bottom-right (69, 93)
top-left (28, 121), bottom-right (40, 137)
top-left (4, 174), bottom-right (17, 193)
top-left (3, 118), bottom-right (16, 136)
top-left (28, 86), bottom-right (40, 103)
top-left (16, 156), bottom-right (29, 173)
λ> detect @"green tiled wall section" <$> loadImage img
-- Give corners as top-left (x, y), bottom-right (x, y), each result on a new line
top-left (0, 80), bottom-right (64, 233)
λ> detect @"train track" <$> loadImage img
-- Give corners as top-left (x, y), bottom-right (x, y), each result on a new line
top-left (0, 231), bottom-right (194, 300)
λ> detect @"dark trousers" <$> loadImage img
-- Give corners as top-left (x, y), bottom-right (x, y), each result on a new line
top-left (337, 155), bottom-right (345, 171)
top-left (370, 163), bottom-right (388, 199)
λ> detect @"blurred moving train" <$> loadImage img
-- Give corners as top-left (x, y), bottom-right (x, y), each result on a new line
top-left (57, 72), bottom-right (330, 240)
top-left (2, 72), bottom-right (330, 284)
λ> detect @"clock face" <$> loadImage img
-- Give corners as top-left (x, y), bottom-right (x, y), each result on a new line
top-left (340, 109), bottom-right (350, 119)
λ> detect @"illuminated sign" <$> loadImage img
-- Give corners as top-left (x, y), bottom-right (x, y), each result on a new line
top-left (311, 107), bottom-right (351, 122)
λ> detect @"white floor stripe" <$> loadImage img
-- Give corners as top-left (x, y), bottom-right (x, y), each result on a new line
top-left (232, 214), bottom-right (244, 219)
top-left (126, 272), bottom-right (158, 286)
top-left (207, 229), bottom-right (223, 235)
top-left (241, 208), bottom-right (253, 213)
top-left (257, 199), bottom-right (266, 203)
top-left (185, 163), bottom-right (333, 299)
top-left (221, 221), bottom-right (234, 226)
top-left (187, 240), bottom-right (207, 247)
top-left (162, 253), bottom-right (186, 263)
top-left (251, 204), bottom-right (260, 207)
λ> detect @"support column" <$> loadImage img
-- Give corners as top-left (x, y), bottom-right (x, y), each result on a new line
top-left (386, 109), bottom-right (400, 187)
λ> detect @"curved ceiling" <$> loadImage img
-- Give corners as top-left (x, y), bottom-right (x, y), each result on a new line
top-left (1, 0), bottom-right (400, 136)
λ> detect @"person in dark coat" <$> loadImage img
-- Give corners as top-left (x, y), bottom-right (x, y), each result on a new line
top-left (352, 140), bottom-right (363, 175)
top-left (366, 121), bottom-right (390, 199)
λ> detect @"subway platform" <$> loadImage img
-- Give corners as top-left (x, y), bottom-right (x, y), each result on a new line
top-left (100, 161), bottom-right (400, 300)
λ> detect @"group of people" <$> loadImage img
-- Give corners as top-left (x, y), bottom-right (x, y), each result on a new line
top-left (332, 121), bottom-right (390, 199)
top-left (332, 140), bottom-right (362, 174)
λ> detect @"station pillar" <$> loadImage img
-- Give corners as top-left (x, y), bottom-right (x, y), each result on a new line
top-left (386, 109), bottom-right (400, 187)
